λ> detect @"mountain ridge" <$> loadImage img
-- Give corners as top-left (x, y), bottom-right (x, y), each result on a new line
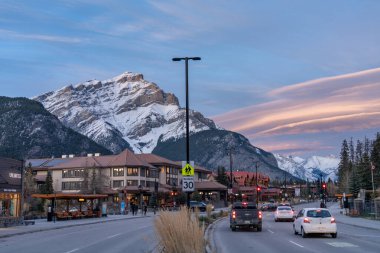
top-left (34, 71), bottom-right (293, 179)
top-left (274, 154), bottom-right (339, 182)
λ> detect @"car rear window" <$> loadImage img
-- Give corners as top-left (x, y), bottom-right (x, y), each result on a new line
top-left (233, 204), bottom-right (256, 209)
top-left (306, 210), bottom-right (331, 218)
top-left (278, 207), bottom-right (291, 211)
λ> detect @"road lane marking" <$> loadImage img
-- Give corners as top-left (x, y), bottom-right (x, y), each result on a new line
top-left (327, 242), bottom-right (358, 248)
top-left (340, 232), bottom-right (380, 238)
top-left (289, 240), bottom-right (304, 248)
top-left (267, 229), bottom-right (274, 234)
top-left (64, 249), bottom-right (79, 253)
top-left (106, 233), bottom-right (121, 239)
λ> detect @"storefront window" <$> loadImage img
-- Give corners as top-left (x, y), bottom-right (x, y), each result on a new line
top-left (0, 193), bottom-right (20, 217)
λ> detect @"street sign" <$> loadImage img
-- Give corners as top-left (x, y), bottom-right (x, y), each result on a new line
top-left (181, 161), bottom-right (194, 176)
top-left (182, 176), bottom-right (195, 192)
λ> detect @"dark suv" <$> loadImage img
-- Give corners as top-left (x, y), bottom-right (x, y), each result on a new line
top-left (230, 202), bottom-right (262, 231)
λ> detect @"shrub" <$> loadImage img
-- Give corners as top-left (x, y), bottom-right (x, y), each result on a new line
top-left (155, 208), bottom-right (206, 253)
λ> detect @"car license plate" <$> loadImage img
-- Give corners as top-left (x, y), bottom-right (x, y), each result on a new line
top-left (244, 220), bottom-right (251, 224)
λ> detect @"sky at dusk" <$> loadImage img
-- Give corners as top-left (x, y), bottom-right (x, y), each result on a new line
top-left (1, 0), bottom-right (379, 157)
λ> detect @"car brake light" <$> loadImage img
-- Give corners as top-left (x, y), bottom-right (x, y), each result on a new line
top-left (331, 217), bottom-right (336, 223)
top-left (303, 217), bottom-right (310, 223)
top-left (232, 210), bottom-right (236, 219)
top-left (259, 211), bottom-right (262, 219)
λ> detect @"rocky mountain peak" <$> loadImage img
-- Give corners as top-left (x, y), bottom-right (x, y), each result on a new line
top-left (34, 71), bottom-right (216, 154)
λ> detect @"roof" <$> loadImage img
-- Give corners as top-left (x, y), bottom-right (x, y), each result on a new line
top-left (174, 161), bottom-right (212, 174)
top-left (136, 154), bottom-right (180, 168)
top-left (27, 149), bottom-right (155, 170)
top-left (195, 181), bottom-right (227, 190)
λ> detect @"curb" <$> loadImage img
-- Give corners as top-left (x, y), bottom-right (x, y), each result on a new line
top-left (0, 215), bottom-right (148, 239)
top-left (205, 216), bottom-right (228, 253)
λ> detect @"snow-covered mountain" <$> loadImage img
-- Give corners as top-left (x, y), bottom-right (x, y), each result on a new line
top-left (34, 72), bottom-right (217, 153)
top-left (33, 71), bottom-right (287, 179)
top-left (274, 154), bottom-right (339, 181)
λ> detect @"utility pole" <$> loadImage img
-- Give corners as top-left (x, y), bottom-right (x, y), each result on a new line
top-left (226, 147), bottom-right (234, 206)
top-left (255, 161), bottom-right (260, 207)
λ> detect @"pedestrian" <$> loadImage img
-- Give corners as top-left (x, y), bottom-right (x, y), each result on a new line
top-left (131, 203), bottom-right (135, 216)
top-left (144, 204), bottom-right (147, 216)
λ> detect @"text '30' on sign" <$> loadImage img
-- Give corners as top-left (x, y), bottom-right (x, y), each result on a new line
top-left (182, 176), bottom-right (195, 192)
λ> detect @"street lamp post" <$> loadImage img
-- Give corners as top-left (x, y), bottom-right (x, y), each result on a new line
top-left (138, 184), bottom-right (143, 215)
top-left (172, 57), bottom-right (201, 208)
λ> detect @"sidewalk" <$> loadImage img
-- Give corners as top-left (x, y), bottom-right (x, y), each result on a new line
top-left (328, 202), bottom-right (380, 231)
top-left (0, 212), bottom-right (153, 238)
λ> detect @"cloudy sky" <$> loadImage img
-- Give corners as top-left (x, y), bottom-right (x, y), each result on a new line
top-left (1, 0), bottom-right (379, 157)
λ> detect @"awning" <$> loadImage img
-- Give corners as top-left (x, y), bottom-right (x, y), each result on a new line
top-left (32, 193), bottom-right (108, 199)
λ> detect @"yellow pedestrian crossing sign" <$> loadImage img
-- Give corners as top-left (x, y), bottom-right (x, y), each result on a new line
top-left (182, 163), bottom-right (194, 176)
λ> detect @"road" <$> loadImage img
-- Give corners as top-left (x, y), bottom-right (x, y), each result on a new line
top-left (0, 216), bottom-right (158, 253)
top-left (211, 203), bottom-right (380, 253)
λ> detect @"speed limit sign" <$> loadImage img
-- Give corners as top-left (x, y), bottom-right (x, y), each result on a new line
top-left (182, 176), bottom-right (195, 192)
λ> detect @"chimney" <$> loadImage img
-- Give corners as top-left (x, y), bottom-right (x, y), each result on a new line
top-left (94, 153), bottom-right (100, 157)
top-left (69, 154), bottom-right (75, 158)
top-left (87, 153), bottom-right (93, 157)
top-left (62, 155), bottom-right (67, 158)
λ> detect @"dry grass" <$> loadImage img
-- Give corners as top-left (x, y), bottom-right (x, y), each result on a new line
top-left (155, 208), bottom-right (206, 253)
top-left (206, 204), bottom-right (213, 218)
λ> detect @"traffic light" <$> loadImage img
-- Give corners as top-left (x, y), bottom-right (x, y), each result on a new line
top-left (257, 187), bottom-right (261, 192)
top-left (322, 183), bottom-right (326, 190)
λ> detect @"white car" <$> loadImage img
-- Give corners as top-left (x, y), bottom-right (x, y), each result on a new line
top-left (274, 206), bottom-right (294, 222)
top-left (293, 208), bottom-right (337, 238)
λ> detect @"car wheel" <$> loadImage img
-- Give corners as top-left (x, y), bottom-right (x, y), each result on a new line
top-left (257, 226), bottom-right (262, 232)
top-left (331, 232), bottom-right (337, 238)
top-left (301, 227), bottom-right (307, 238)
top-left (274, 218), bottom-right (278, 222)
top-left (231, 226), bottom-right (236, 231)
top-left (293, 224), bottom-right (298, 235)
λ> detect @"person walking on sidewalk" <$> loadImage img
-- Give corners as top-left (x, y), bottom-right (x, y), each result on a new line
top-left (144, 203), bottom-right (148, 216)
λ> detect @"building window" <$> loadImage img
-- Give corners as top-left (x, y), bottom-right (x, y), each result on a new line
top-left (127, 168), bottom-right (138, 176)
top-left (140, 168), bottom-right (146, 177)
top-left (146, 169), bottom-right (159, 178)
top-left (166, 166), bottom-right (178, 186)
top-left (62, 181), bottom-right (82, 190)
top-left (62, 169), bottom-right (85, 178)
top-left (113, 168), bottom-right (124, 177)
top-left (113, 180), bottom-right (124, 188)
top-left (126, 180), bottom-right (138, 186)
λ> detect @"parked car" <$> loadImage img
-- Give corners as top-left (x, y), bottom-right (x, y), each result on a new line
top-left (189, 201), bottom-right (206, 212)
top-left (293, 208), bottom-right (337, 238)
top-left (261, 203), bottom-right (277, 211)
top-left (230, 202), bottom-right (262, 232)
top-left (274, 206), bottom-right (295, 222)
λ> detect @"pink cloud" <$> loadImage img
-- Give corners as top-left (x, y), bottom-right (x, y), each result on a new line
top-left (212, 67), bottom-right (380, 155)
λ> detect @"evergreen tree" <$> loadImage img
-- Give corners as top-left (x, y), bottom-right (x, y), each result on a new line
top-left (41, 172), bottom-right (54, 194)
top-left (357, 137), bottom-right (372, 190)
top-left (370, 132), bottom-right (380, 191)
top-left (215, 166), bottom-right (229, 187)
top-left (338, 139), bottom-right (350, 193)
top-left (349, 164), bottom-right (360, 196)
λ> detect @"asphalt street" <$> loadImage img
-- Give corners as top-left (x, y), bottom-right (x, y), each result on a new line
top-left (0, 216), bottom-right (158, 253)
top-left (211, 203), bottom-right (380, 253)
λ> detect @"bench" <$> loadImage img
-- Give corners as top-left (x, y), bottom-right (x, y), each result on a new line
top-left (24, 220), bottom-right (35, 226)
